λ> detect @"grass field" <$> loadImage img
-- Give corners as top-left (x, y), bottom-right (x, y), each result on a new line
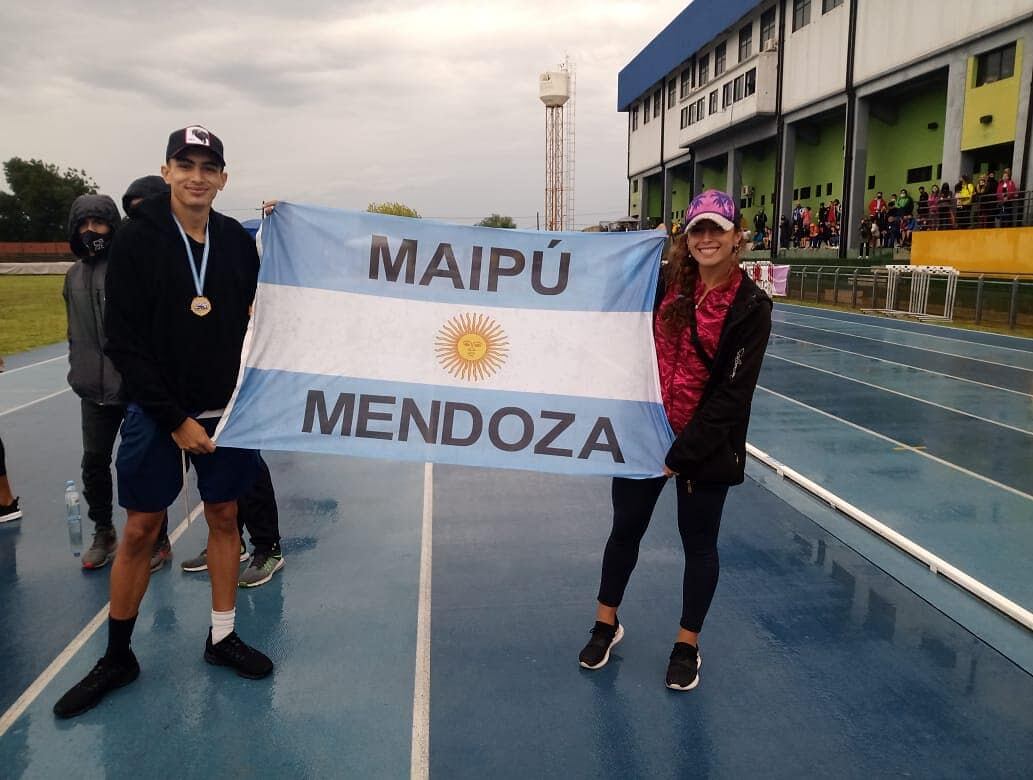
top-left (0, 276), bottom-right (67, 357)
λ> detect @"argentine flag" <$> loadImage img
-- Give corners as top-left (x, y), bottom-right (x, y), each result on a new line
top-left (215, 203), bottom-right (674, 478)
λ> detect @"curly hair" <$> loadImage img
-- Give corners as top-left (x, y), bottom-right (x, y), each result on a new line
top-left (660, 232), bottom-right (699, 332)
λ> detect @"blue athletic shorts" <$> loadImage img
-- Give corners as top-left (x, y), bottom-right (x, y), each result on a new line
top-left (116, 403), bottom-right (260, 512)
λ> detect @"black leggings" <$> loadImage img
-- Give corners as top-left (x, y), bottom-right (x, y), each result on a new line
top-left (598, 476), bottom-right (729, 633)
top-left (0, 436), bottom-right (6, 476)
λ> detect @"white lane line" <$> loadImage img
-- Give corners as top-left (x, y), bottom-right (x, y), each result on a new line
top-left (773, 317), bottom-right (1033, 372)
top-left (411, 462), bottom-right (433, 780)
top-left (755, 385), bottom-right (1033, 503)
top-left (776, 305), bottom-right (1033, 351)
top-left (766, 352), bottom-right (1033, 436)
top-left (0, 387), bottom-right (73, 418)
top-left (0, 354), bottom-right (67, 375)
top-left (768, 333), bottom-right (1033, 398)
top-left (0, 501), bottom-right (204, 738)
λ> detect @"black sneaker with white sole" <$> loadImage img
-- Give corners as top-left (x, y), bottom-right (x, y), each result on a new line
top-left (0, 497), bottom-right (23, 523)
top-left (578, 619), bottom-right (624, 670)
top-left (665, 642), bottom-right (702, 691)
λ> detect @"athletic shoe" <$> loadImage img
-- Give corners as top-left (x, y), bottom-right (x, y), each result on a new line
top-left (0, 497), bottom-right (22, 523)
top-left (238, 549), bottom-right (285, 589)
top-left (578, 619), bottom-right (624, 670)
top-left (149, 536), bottom-right (173, 573)
top-left (52, 652), bottom-right (140, 719)
top-left (181, 543), bottom-right (249, 572)
top-left (82, 527), bottom-right (118, 570)
top-left (665, 642), bottom-right (702, 691)
top-left (204, 630), bottom-right (273, 679)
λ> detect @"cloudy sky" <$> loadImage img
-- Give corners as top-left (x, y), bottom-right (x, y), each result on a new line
top-left (1, 1), bottom-right (686, 228)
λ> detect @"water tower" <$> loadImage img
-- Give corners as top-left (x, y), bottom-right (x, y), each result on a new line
top-left (539, 59), bottom-right (576, 231)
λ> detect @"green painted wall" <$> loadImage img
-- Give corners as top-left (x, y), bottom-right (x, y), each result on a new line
top-left (740, 141), bottom-right (777, 228)
top-left (696, 158), bottom-right (727, 195)
top-left (866, 86), bottom-right (946, 201)
top-left (669, 166), bottom-right (692, 224)
top-left (646, 173), bottom-right (663, 221)
top-left (792, 116), bottom-right (845, 216)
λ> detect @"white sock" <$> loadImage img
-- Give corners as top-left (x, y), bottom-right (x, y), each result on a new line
top-left (211, 608), bottom-right (236, 644)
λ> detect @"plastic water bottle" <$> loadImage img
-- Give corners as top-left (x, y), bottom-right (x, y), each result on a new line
top-left (65, 480), bottom-right (83, 557)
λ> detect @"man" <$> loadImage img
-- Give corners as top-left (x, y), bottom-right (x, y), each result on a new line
top-left (54, 126), bottom-right (271, 719)
top-left (63, 194), bottom-right (134, 569)
top-left (122, 175), bottom-right (285, 585)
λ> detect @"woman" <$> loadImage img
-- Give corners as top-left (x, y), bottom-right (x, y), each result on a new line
top-left (578, 190), bottom-right (773, 691)
top-left (939, 183), bottom-right (955, 229)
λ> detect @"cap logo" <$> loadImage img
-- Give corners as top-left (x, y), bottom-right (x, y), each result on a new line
top-left (185, 126), bottom-right (210, 146)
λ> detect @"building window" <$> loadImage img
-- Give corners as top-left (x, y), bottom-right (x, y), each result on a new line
top-left (733, 75), bottom-right (744, 101)
top-left (867, 175), bottom-right (876, 189)
top-left (633, 180), bottom-right (639, 194)
top-left (976, 43), bottom-right (1017, 86)
top-left (715, 42), bottom-right (727, 76)
top-left (799, 185), bottom-right (811, 199)
top-left (936, 163), bottom-right (943, 179)
top-left (643, 96), bottom-right (650, 124)
top-left (653, 89), bottom-right (662, 118)
top-left (681, 106), bottom-right (689, 128)
top-left (826, 181), bottom-right (832, 193)
top-left (816, 184), bottom-right (822, 196)
top-left (760, 8), bottom-right (777, 50)
top-left (822, 0), bottom-right (843, 11)
top-left (668, 79), bottom-right (677, 109)
top-left (793, 188), bottom-right (799, 199)
top-left (698, 53), bottom-right (710, 86)
top-left (906, 165), bottom-right (933, 183)
top-left (744, 68), bottom-right (756, 97)
top-left (722, 82), bottom-right (732, 108)
top-left (793, 0), bottom-right (811, 31)
top-left (696, 97), bottom-right (705, 119)
top-left (709, 89), bottom-right (718, 114)
top-left (680, 68), bottom-right (691, 99)
top-left (631, 106), bottom-right (638, 131)
top-left (739, 24), bottom-right (752, 62)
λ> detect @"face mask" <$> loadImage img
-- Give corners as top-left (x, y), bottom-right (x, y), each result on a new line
top-left (79, 230), bottom-right (110, 255)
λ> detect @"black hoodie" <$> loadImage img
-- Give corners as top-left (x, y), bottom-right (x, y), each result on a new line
top-left (103, 193), bottom-right (259, 432)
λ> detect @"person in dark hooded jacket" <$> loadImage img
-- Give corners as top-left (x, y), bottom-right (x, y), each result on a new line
top-left (64, 195), bottom-right (129, 569)
top-left (122, 175), bottom-right (170, 221)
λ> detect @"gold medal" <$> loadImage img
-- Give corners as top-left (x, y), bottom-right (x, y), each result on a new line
top-left (190, 296), bottom-right (213, 317)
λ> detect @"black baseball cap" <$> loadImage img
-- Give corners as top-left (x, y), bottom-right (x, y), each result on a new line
top-left (166, 125), bottom-right (225, 167)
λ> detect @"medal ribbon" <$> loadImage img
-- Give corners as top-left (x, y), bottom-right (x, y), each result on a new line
top-left (172, 215), bottom-right (210, 299)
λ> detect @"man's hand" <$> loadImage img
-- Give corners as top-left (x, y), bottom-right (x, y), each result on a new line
top-left (262, 199), bottom-right (278, 216)
top-left (662, 465), bottom-right (678, 478)
top-left (171, 417), bottom-right (215, 454)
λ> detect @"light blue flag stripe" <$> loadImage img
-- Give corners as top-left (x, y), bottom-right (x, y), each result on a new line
top-left (218, 368), bottom-right (675, 478)
top-left (260, 203), bottom-right (666, 313)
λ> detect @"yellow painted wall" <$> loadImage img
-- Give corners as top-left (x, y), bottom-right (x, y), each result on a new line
top-left (962, 40), bottom-right (1022, 150)
top-left (912, 227), bottom-right (1033, 273)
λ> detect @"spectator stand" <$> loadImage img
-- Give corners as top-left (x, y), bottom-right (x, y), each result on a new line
top-left (862, 264), bottom-right (960, 322)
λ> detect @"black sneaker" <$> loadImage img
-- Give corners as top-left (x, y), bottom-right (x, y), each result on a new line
top-left (665, 642), bottom-right (702, 691)
top-left (0, 497), bottom-right (22, 523)
top-left (204, 630), bottom-right (273, 679)
top-left (578, 619), bottom-right (624, 670)
top-left (52, 652), bottom-right (140, 718)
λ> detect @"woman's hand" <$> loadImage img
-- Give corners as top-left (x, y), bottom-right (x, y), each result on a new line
top-left (662, 465), bottom-right (678, 478)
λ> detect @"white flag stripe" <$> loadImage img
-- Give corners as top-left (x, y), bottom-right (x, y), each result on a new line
top-left (249, 283), bottom-right (662, 403)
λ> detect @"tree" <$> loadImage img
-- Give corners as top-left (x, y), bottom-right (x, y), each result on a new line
top-left (476, 213), bottom-right (517, 229)
top-left (367, 201), bottom-right (420, 218)
top-left (0, 158), bottom-right (98, 241)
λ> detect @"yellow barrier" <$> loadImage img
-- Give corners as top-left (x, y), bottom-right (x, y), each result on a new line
top-left (911, 227), bottom-right (1033, 273)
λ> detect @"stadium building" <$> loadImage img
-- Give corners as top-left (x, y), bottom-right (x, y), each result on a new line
top-left (618, 0), bottom-right (1033, 261)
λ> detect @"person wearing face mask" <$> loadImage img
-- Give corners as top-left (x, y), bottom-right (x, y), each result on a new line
top-left (577, 189), bottom-right (772, 691)
top-left (63, 195), bottom-right (129, 569)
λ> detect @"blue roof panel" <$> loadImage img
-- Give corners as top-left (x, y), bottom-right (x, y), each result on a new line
top-left (617, 0), bottom-right (760, 111)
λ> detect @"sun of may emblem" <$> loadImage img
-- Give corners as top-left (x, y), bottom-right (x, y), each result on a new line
top-left (435, 312), bottom-right (509, 381)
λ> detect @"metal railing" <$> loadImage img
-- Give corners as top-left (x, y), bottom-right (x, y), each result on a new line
top-left (785, 265), bottom-right (1033, 330)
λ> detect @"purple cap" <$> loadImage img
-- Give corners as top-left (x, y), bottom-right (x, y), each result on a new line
top-left (684, 189), bottom-right (737, 232)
